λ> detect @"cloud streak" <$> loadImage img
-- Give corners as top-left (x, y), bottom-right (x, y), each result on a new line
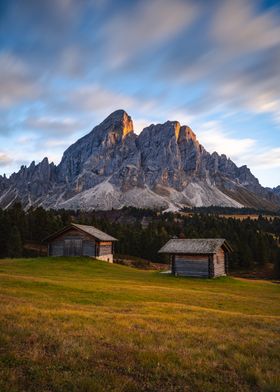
top-left (0, 52), bottom-right (41, 108)
top-left (0, 0), bottom-right (279, 186)
top-left (103, 0), bottom-right (198, 68)
top-left (198, 122), bottom-right (256, 162)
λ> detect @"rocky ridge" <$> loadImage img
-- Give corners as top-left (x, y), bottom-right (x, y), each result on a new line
top-left (0, 110), bottom-right (279, 211)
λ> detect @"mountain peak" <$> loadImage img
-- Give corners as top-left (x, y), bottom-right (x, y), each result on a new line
top-left (102, 109), bottom-right (134, 138)
top-left (107, 109), bottom-right (129, 118)
top-left (178, 125), bottom-right (197, 142)
top-left (1, 111), bottom-right (279, 211)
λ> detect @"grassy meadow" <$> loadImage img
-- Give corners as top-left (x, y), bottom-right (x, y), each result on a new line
top-left (0, 257), bottom-right (279, 392)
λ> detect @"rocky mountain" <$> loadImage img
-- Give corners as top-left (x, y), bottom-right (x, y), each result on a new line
top-left (0, 110), bottom-right (279, 211)
top-left (273, 186), bottom-right (280, 197)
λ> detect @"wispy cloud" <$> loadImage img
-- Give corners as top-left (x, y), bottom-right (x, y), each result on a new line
top-left (23, 115), bottom-right (83, 135)
top-left (68, 84), bottom-right (136, 113)
top-left (103, 0), bottom-right (198, 68)
top-left (0, 0), bottom-right (279, 187)
top-left (0, 153), bottom-right (13, 167)
top-left (213, 0), bottom-right (280, 55)
top-left (245, 148), bottom-right (280, 170)
top-left (198, 121), bottom-right (256, 162)
top-left (196, 120), bottom-right (280, 187)
top-left (0, 52), bottom-right (41, 108)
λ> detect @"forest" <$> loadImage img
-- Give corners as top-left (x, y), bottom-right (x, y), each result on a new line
top-left (0, 203), bottom-right (279, 277)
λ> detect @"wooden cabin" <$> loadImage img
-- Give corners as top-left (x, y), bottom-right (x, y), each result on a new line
top-left (44, 223), bottom-right (117, 263)
top-left (158, 238), bottom-right (232, 278)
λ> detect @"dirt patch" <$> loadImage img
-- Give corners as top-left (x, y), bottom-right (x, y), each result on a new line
top-left (114, 255), bottom-right (169, 271)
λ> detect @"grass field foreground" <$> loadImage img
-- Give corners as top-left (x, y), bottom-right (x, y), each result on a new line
top-left (0, 257), bottom-right (279, 392)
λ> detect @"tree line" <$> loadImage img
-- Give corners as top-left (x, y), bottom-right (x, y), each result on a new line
top-left (0, 204), bottom-right (279, 277)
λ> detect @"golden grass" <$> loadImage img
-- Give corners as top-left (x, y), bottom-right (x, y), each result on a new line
top-left (0, 257), bottom-right (279, 392)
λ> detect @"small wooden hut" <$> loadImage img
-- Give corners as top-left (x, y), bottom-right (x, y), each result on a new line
top-left (44, 223), bottom-right (117, 263)
top-left (158, 238), bottom-right (232, 278)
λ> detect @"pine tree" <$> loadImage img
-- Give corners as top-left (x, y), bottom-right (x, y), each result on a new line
top-left (8, 226), bottom-right (22, 258)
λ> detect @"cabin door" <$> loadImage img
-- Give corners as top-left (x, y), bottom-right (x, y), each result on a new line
top-left (64, 239), bottom-right (83, 256)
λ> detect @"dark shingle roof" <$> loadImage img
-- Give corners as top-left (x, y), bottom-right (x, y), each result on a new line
top-left (71, 223), bottom-right (117, 241)
top-left (44, 223), bottom-right (118, 242)
top-left (158, 238), bottom-right (232, 254)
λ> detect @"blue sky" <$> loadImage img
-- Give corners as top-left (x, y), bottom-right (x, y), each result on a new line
top-left (0, 0), bottom-right (279, 187)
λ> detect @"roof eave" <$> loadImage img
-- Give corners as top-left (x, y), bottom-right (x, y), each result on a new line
top-left (42, 224), bottom-right (73, 243)
top-left (71, 223), bottom-right (118, 242)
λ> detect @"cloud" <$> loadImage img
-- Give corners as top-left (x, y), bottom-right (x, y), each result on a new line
top-left (23, 115), bottom-right (83, 135)
top-left (65, 84), bottom-right (158, 122)
top-left (56, 46), bottom-right (89, 77)
top-left (0, 137), bottom-right (67, 176)
top-left (0, 52), bottom-right (41, 108)
top-left (217, 59), bottom-right (280, 124)
top-left (213, 0), bottom-right (280, 55)
top-left (155, 0), bottom-right (280, 124)
top-left (103, 0), bottom-right (198, 67)
top-left (197, 121), bottom-right (256, 162)
top-left (245, 147), bottom-right (280, 169)
top-left (0, 0), bottom-right (279, 188)
top-left (4, 0), bottom-right (85, 40)
top-left (0, 153), bottom-right (13, 167)
top-left (194, 119), bottom-right (280, 188)
top-left (68, 84), bottom-right (135, 112)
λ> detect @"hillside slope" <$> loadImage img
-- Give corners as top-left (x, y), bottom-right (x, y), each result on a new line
top-left (0, 110), bottom-right (279, 211)
top-left (0, 258), bottom-right (279, 392)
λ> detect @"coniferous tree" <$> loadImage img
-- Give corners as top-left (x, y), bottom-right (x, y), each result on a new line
top-left (8, 226), bottom-right (22, 258)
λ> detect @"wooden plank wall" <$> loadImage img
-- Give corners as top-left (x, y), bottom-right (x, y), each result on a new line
top-left (51, 229), bottom-right (92, 242)
top-left (50, 241), bottom-right (64, 256)
top-left (83, 240), bottom-right (96, 257)
top-left (174, 254), bottom-right (209, 277)
top-left (49, 229), bottom-right (96, 257)
top-left (175, 254), bottom-right (209, 261)
top-left (48, 229), bottom-right (115, 259)
top-left (171, 248), bottom-right (227, 278)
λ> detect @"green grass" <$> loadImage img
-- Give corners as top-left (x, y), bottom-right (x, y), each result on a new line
top-left (0, 257), bottom-right (279, 392)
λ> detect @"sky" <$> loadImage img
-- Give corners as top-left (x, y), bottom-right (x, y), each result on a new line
top-left (0, 0), bottom-right (280, 188)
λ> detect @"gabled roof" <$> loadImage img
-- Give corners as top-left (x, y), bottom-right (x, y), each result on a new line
top-left (44, 223), bottom-right (118, 242)
top-left (158, 238), bottom-right (232, 254)
top-left (71, 223), bottom-right (117, 241)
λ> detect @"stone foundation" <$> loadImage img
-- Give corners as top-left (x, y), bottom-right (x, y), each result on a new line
top-left (96, 254), bottom-right (113, 263)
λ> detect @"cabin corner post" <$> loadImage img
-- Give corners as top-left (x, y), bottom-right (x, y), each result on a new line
top-left (208, 254), bottom-right (214, 278)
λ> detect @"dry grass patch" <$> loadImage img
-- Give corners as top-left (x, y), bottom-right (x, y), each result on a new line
top-left (0, 257), bottom-right (279, 392)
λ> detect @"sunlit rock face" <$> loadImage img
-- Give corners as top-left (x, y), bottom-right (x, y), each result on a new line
top-left (57, 110), bottom-right (134, 182)
top-left (0, 110), bottom-right (279, 211)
